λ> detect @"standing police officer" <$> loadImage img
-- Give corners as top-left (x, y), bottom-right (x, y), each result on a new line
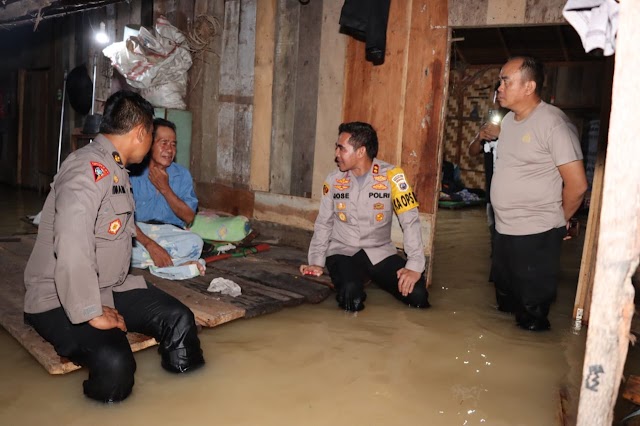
top-left (23, 91), bottom-right (204, 403)
top-left (300, 122), bottom-right (430, 312)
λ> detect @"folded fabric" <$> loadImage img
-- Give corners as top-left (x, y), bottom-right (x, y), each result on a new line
top-left (189, 213), bottom-right (252, 242)
top-left (149, 259), bottom-right (205, 280)
top-left (207, 277), bottom-right (242, 297)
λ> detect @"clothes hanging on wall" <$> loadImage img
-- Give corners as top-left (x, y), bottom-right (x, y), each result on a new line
top-left (339, 0), bottom-right (391, 65)
top-left (563, 0), bottom-right (619, 56)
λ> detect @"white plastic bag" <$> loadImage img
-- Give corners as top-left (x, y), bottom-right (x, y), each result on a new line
top-left (102, 16), bottom-right (192, 109)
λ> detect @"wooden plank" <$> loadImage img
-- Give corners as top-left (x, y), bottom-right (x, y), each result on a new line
top-left (576, 1), bottom-right (640, 423)
top-left (622, 376), bottom-right (640, 406)
top-left (131, 270), bottom-right (246, 327)
top-left (196, 181), bottom-right (255, 217)
top-left (311, 0), bottom-right (346, 198)
top-left (16, 69), bottom-right (25, 186)
top-left (573, 56), bottom-right (614, 327)
top-left (249, 0), bottom-right (276, 192)
top-left (448, 0), bottom-right (488, 27)
top-left (289, 0), bottom-right (323, 197)
top-left (0, 242), bottom-right (157, 375)
top-left (269, 0), bottom-right (299, 194)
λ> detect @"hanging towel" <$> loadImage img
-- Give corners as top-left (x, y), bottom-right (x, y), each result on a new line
top-left (563, 0), bottom-right (619, 56)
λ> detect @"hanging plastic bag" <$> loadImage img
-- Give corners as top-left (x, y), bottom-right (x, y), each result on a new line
top-left (102, 16), bottom-right (192, 109)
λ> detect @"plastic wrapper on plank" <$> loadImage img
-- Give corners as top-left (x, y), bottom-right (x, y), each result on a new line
top-left (102, 16), bottom-right (192, 109)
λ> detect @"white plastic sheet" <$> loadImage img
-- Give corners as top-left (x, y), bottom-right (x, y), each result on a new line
top-left (103, 16), bottom-right (192, 109)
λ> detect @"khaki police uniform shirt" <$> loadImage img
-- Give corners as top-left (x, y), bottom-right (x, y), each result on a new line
top-left (308, 159), bottom-right (425, 273)
top-left (24, 135), bottom-right (146, 323)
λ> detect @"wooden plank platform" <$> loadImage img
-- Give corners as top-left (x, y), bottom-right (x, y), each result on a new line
top-left (0, 236), bottom-right (331, 375)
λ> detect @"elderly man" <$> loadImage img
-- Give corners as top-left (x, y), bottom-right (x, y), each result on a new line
top-left (491, 56), bottom-right (588, 331)
top-left (130, 118), bottom-right (204, 277)
top-left (24, 91), bottom-right (204, 403)
top-left (300, 121), bottom-right (430, 312)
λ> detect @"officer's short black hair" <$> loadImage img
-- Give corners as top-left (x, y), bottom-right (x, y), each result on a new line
top-left (152, 118), bottom-right (177, 141)
top-left (510, 56), bottom-right (545, 96)
top-left (338, 121), bottom-right (378, 160)
top-left (99, 90), bottom-right (155, 135)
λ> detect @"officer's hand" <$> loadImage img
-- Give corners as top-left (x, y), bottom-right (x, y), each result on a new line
top-left (147, 241), bottom-right (174, 268)
top-left (300, 264), bottom-right (324, 277)
top-left (397, 268), bottom-right (421, 297)
top-left (148, 164), bottom-right (171, 194)
top-left (479, 123), bottom-right (500, 141)
top-left (88, 306), bottom-right (127, 332)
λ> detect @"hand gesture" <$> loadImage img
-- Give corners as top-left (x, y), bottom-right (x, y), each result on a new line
top-left (397, 268), bottom-right (421, 297)
top-left (148, 163), bottom-right (171, 194)
top-left (479, 123), bottom-right (500, 141)
top-left (88, 306), bottom-right (127, 332)
top-left (300, 264), bottom-right (324, 277)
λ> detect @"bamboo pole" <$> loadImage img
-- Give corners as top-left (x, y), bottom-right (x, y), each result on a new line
top-left (576, 1), bottom-right (640, 423)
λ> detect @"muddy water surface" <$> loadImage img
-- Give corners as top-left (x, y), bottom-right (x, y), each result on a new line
top-left (0, 188), bottom-right (585, 425)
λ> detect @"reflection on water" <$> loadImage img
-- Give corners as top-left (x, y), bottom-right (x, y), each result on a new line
top-left (0, 193), bottom-right (585, 425)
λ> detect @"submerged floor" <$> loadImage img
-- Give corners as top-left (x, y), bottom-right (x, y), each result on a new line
top-left (0, 186), bottom-right (587, 425)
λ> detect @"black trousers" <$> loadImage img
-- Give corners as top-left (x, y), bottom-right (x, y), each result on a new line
top-left (25, 282), bottom-right (204, 403)
top-left (492, 227), bottom-right (565, 326)
top-left (326, 250), bottom-right (429, 311)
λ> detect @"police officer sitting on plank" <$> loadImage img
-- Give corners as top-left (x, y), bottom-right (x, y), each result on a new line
top-left (300, 122), bottom-right (430, 312)
top-left (23, 90), bottom-right (204, 403)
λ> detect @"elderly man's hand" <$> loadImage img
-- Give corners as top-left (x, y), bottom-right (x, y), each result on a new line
top-left (300, 265), bottom-right (324, 277)
top-left (147, 240), bottom-right (173, 268)
top-left (148, 163), bottom-right (171, 195)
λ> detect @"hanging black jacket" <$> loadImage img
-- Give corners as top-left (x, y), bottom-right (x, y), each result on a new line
top-left (339, 0), bottom-right (391, 65)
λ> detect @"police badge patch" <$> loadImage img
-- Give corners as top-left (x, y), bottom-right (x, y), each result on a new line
top-left (108, 219), bottom-right (122, 235)
top-left (90, 162), bottom-right (110, 183)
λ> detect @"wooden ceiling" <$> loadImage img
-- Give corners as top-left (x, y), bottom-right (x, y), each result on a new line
top-left (451, 25), bottom-right (606, 66)
top-left (0, 0), bottom-right (122, 28)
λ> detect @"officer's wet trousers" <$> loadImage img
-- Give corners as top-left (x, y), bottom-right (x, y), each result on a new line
top-left (25, 282), bottom-right (204, 403)
top-left (492, 227), bottom-right (565, 331)
top-left (326, 250), bottom-right (430, 312)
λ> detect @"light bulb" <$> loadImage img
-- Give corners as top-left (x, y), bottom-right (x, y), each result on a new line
top-left (95, 22), bottom-right (109, 44)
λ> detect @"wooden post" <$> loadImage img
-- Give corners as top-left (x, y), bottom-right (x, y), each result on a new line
top-left (576, 1), bottom-right (640, 424)
top-left (16, 69), bottom-right (25, 186)
top-left (572, 56), bottom-right (614, 327)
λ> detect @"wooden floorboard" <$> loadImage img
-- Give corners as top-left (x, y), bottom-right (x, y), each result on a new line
top-left (0, 237), bottom-right (331, 374)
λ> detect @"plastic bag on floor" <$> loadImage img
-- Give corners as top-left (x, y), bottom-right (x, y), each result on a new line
top-left (207, 277), bottom-right (242, 297)
top-left (102, 16), bottom-right (192, 109)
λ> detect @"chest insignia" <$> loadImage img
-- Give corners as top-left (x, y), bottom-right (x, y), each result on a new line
top-left (336, 177), bottom-right (350, 184)
top-left (334, 184), bottom-right (350, 191)
top-left (522, 133), bottom-right (531, 143)
top-left (373, 202), bottom-right (384, 210)
top-left (375, 213), bottom-right (384, 222)
top-left (90, 161), bottom-right (110, 183)
top-left (337, 202), bottom-right (346, 210)
top-left (108, 219), bottom-right (122, 235)
top-left (372, 183), bottom-right (388, 190)
top-left (373, 175), bottom-right (387, 182)
top-left (112, 185), bottom-right (127, 195)
top-left (113, 175), bottom-right (119, 183)
top-left (338, 212), bottom-right (347, 222)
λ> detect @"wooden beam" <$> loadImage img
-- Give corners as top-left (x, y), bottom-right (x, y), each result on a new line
top-left (576, 1), bottom-right (640, 423)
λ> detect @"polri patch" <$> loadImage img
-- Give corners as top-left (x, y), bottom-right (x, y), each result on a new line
top-left (322, 182), bottom-right (329, 196)
top-left (108, 219), bottom-right (122, 235)
top-left (90, 161), bottom-right (110, 183)
top-left (392, 173), bottom-right (409, 192)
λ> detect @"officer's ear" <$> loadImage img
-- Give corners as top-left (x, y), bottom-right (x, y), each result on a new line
top-left (356, 145), bottom-right (366, 158)
top-left (133, 124), bottom-right (149, 145)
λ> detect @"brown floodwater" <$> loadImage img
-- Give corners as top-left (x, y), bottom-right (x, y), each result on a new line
top-left (0, 187), bottom-right (586, 425)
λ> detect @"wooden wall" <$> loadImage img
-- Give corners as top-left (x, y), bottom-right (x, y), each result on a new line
top-left (449, 0), bottom-right (566, 27)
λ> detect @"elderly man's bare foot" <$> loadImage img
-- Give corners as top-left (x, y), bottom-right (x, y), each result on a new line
top-left (183, 260), bottom-right (206, 275)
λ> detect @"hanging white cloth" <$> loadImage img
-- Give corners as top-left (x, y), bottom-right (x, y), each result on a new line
top-left (563, 0), bottom-right (620, 56)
